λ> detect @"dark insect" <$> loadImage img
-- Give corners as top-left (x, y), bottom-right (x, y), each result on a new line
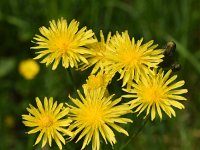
top-left (171, 62), bottom-right (181, 72)
top-left (164, 41), bottom-right (176, 56)
top-left (159, 41), bottom-right (181, 72)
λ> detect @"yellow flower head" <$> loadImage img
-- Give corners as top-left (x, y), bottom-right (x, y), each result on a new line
top-left (84, 74), bottom-right (107, 91)
top-left (80, 30), bottom-right (112, 74)
top-left (22, 97), bottom-right (73, 149)
top-left (83, 71), bottom-right (113, 91)
top-left (67, 88), bottom-right (132, 150)
top-left (32, 18), bottom-right (97, 70)
top-left (19, 59), bottom-right (40, 80)
top-left (124, 69), bottom-right (188, 121)
top-left (105, 31), bottom-right (164, 86)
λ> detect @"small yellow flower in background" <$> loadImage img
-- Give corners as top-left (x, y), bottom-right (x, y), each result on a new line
top-left (22, 97), bottom-right (73, 149)
top-left (67, 88), bottom-right (132, 150)
top-left (4, 115), bottom-right (15, 128)
top-left (123, 69), bottom-right (188, 121)
top-left (32, 18), bottom-right (97, 70)
top-left (80, 30), bottom-right (112, 74)
top-left (104, 31), bottom-right (164, 86)
top-left (19, 59), bottom-right (40, 80)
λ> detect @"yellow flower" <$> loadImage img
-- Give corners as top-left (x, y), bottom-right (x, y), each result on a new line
top-left (105, 31), bottom-right (164, 86)
top-left (80, 30), bottom-right (112, 74)
top-left (4, 115), bottom-right (15, 128)
top-left (67, 88), bottom-right (132, 150)
top-left (22, 97), bottom-right (73, 149)
top-left (83, 71), bottom-right (114, 98)
top-left (124, 69), bottom-right (188, 121)
top-left (32, 18), bottom-right (97, 70)
top-left (83, 71), bottom-right (113, 91)
top-left (19, 59), bottom-right (40, 80)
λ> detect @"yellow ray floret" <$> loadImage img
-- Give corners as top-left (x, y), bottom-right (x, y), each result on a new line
top-left (104, 31), bottom-right (164, 86)
top-left (32, 18), bottom-right (97, 70)
top-left (123, 69), bottom-right (188, 121)
top-left (67, 88), bottom-right (132, 150)
top-left (22, 97), bottom-right (73, 149)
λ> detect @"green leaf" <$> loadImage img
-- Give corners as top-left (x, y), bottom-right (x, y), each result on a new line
top-left (0, 57), bottom-right (16, 78)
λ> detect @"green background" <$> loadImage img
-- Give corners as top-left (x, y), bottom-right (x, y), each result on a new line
top-left (0, 0), bottom-right (200, 149)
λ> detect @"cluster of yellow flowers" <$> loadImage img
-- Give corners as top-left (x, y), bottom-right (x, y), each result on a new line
top-left (22, 18), bottom-right (188, 150)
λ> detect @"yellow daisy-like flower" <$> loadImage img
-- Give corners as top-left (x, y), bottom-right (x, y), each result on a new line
top-left (105, 31), bottom-right (164, 86)
top-left (32, 18), bottom-right (97, 70)
top-left (22, 97), bottom-right (73, 149)
top-left (67, 88), bottom-right (132, 150)
top-left (83, 71), bottom-right (114, 98)
top-left (19, 59), bottom-right (40, 80)
top-left (83, 71), bottom-right (113, 91)
top-left (86, 74), bottom-right (107, 89)
top-left (123, 69), bottom-right (188, 121)
top-left (80, 30), bottom-right (112, 74)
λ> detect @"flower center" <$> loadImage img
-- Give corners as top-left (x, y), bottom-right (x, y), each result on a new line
top-left (56, 39), bottom-right (71, 53)
top-left (142, 86), bottom-right (163, 103)
top-left (120, 49), bottom-right (141, 67)
top-left (40, 115), bottom-right (53, 128)
top-left (83, 104), bottom-right (103, 125)
top-left (50, 35), bottom-right (72, 53)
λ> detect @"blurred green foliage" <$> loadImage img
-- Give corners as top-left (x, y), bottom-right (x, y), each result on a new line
top-left (0, 0), bottom-right (200, 149)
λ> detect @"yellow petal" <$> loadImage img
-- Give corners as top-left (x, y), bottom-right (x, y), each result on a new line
top-left (35, 130), bottom-right (44, 145)
top-left (36, 97), bottom-right (44, 113)
top-left (42, 133), bottom-right (48, 148)
top-left (151, 104), bottom-right (156, 121)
